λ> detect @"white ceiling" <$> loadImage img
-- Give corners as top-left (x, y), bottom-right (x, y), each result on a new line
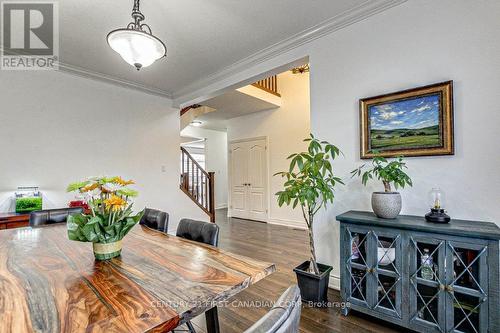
top-left (55, 0), bottom-right (384, 98)
top-left (196, 89), bottom-right (279, 131)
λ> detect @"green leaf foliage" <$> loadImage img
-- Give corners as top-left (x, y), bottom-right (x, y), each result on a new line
top-left (274, 135), bottom-right (344, 220)
top-left (116, 188), bottom-right (139, 197)
top-left (67, 208), bottom-right (145, 243)
top-left (351, 153), bottom-right (413, 192)
top-left (66, 181), bottom-right (90, 192)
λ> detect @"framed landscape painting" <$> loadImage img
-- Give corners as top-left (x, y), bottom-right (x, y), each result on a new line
top-left (360, 81), bottom-right (454, 159)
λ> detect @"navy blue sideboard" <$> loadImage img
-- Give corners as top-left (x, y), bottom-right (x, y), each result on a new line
top-left (337, 211), bottom-right (500, 333)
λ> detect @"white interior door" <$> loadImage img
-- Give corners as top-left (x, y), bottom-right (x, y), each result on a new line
top-left (230, 139), bottom-right (267, 221)
top-left (230, 143), bottom-right (248, 219)
top-left (247, 141), bottom-right (267, 221)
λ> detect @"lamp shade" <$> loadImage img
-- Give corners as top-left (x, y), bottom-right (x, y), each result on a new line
top-left (428, 187), bottom-right (445, 209)
top-left (107, 29), bottom-right (166, 70)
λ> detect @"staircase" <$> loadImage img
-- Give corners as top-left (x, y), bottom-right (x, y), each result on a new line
top-left (180, 147), bottom-right (215, 222)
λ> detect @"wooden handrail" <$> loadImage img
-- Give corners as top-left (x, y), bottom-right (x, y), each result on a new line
top-left (180, 147), bottom-right (215, 222)
top-left (252, 75), bottom-right (280, 97)
top-left (180, 104), bottom-right (201, 116)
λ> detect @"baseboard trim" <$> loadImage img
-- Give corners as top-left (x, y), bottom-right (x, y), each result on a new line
top-left (216, 204), bottom-right (228, 209)
top-left (329, 272), bottom-right (340, 291)
top-left (267, 218), bottom-right (307, 230)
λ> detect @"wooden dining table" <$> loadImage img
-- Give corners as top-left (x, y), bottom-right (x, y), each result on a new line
top-left (0, 224), bottom-right (276, 333)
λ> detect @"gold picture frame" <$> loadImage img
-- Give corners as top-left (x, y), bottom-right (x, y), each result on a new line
top-left (360, 81), bottom-right (454, 159)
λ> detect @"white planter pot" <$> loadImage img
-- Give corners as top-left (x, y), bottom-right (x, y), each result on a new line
top-left (371, 192), bottom-right (402, 219)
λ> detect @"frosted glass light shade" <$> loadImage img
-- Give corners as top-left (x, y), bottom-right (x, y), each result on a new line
top-left (107, 29), bottom-right (166, 70)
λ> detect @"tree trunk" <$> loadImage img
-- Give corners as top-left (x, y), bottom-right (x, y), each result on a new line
top-left (383, 180), bottom-right (392, 192)
top-left (307, 213), bottom-right (320, 275)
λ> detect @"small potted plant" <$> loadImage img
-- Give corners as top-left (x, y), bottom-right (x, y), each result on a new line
top-left (66, 176), bottom-right (144, 260)
top-left (275, 134), bottom-right (344, 304)
top-left (351, 155), bottom-right (412, 219)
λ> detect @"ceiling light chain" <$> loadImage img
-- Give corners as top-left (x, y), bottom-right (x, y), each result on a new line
top-left (129, 0), bottom-right (151, 34)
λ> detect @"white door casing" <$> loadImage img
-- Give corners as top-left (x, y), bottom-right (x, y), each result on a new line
top-left (229, 138), bottom-right (268, 221)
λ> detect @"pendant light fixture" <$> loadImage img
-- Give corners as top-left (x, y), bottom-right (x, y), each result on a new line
top-left (107, 0), bottom-right (166, 70)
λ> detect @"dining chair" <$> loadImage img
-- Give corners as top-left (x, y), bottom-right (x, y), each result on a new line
top-left (139, 208), bottom-right (169, 233)
top-left (176, 218), bottom-right (219, 247)
top-left (29, 207), bottom-right (84, 227)
top-left (244, 285), bottom-right (302, 333)
top-left (174, 219), bottom-right (220, 333)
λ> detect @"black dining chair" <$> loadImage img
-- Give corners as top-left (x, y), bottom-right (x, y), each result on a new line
top-left (176, 218), bottom-right (219, 247)
top-left (29, 207), bottom-right (84, 227)
top-left (244, 285), bottom-right (302, 333)
top-left (175, 219), bottom-right (220, 333)
top-left (139, 208), bottom-right (169, 233)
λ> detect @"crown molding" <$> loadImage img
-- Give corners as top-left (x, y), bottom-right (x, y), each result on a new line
top-left (173, 0), bottom-right (408, 103)
top-left (58, 62), bottom-right (173, 100)
top-left (0, 46), bottom-right (173, 99)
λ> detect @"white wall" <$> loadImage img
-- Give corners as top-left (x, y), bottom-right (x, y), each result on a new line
top-left (227, 71), bottom-right (311, 227)
top-left (176, 0), bottom-right (500, 289)
top-left (308, 0), bottom-right (500, 288)
top-left (0, 70), bottom-right (206, 233)
top-left (181, 126), bottom-right (228, 209)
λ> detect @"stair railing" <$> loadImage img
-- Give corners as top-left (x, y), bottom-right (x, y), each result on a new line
top-left (180, 147), bottom-right (215, 222)
top-left (252, 75), bottom-right (280, 97)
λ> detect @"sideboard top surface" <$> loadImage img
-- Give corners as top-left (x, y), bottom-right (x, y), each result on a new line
top-left (337, 210), bottom-right (500, 240)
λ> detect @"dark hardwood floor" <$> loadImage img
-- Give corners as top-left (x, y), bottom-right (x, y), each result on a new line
top-left (188, 209), bottom-right (405, 333)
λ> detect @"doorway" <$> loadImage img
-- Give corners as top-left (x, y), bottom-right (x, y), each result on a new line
top-left (229, 137), bottom-right (268, 222)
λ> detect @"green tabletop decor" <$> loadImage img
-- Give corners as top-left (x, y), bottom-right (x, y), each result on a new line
top-left (66, 176), bottom-right (144, 260)
top-left (15, 196), bottom-right (42, 213)
top-left (15, 186), bottom-right (43, 213)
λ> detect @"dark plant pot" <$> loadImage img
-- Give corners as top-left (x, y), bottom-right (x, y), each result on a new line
top-left (293, 260), bottom-right (333, 305)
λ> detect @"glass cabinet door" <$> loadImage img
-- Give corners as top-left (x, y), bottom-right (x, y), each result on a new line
top-left (372, 229), bottom-right (402, 319)
top-left (409, 235), bottom-right (447, 333)
top-left (344, 227), bottom-right (373, 308)
top-left (446, 240), bottom-right (488, 333)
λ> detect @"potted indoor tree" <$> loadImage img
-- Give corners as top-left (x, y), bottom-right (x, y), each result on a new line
top-left (275, 134), bottom-right (344, 304)
top-left (66, 176), bottom-right (144, 260)
top-left (351, 155), bottom-right (412, 219)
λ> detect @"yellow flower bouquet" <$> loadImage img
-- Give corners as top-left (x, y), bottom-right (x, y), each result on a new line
top-left (66, 176), bottom-right (144, 260)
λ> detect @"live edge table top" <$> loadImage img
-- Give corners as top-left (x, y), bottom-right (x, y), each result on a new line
top-left (0, 224), bottom-right (276, 333)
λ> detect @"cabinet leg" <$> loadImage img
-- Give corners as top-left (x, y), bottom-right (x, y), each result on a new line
top-left (341, 306), bottom-right (350, 316)
top-left (341, 307), bottom-right (351, 317)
